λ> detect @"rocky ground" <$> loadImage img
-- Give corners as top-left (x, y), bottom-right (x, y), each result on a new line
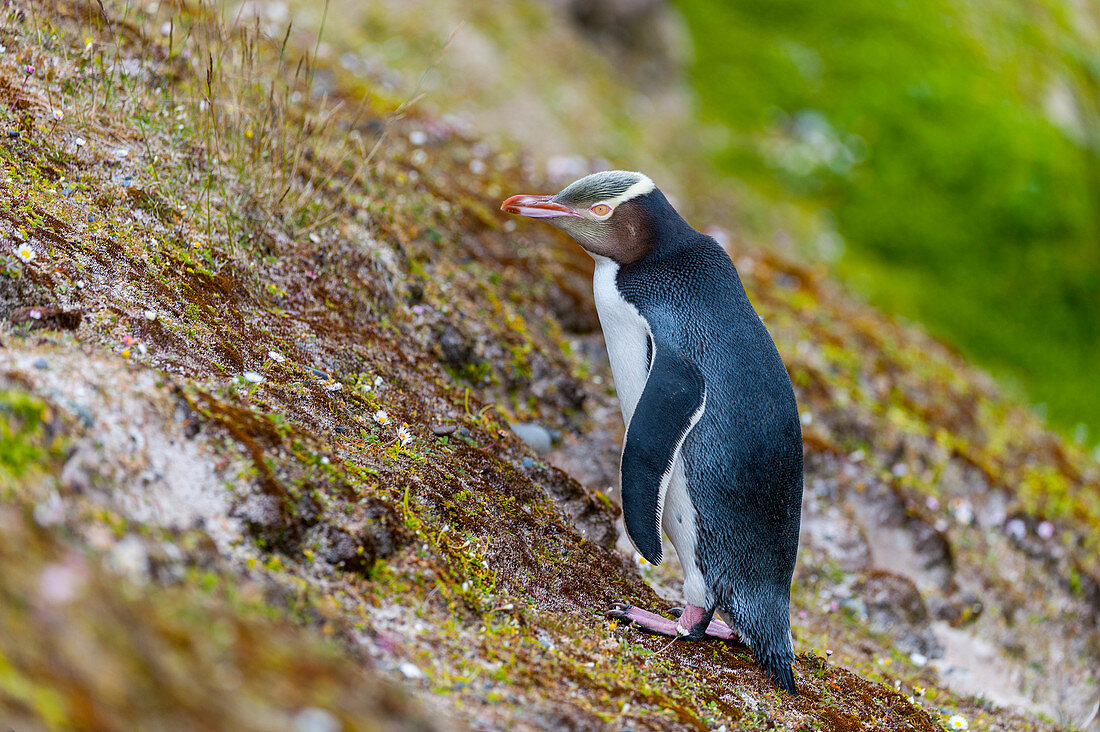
top-left (1, 2), bottom-right (1098, 731)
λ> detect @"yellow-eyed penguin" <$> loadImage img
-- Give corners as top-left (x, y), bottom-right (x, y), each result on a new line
top-left (502, 171), bottom-right (803, 693)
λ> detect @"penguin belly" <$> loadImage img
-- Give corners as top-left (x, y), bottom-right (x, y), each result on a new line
top-left (661, 454), bottom-right (707, 607)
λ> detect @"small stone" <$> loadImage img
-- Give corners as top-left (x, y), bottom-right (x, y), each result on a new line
top-left (292, 707), bottom-right (340, 732)
top-left (431, 424), bottom-right (457, 437)
top-left (398, 661), bottom-right (425, 680)
top-left (6, 130), bottom-right (19, 139)
top-left (510, 422), bottom-right (553, 454)
top-left (33, 358), bottom-right (49, 370)
top-left (38, 560), bottom-right (87, 605)
top-left (1005, 517), bottom-right (1027, 541)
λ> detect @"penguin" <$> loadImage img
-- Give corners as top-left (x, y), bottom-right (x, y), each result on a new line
top-left (502, 171), bottom-right (803, 694)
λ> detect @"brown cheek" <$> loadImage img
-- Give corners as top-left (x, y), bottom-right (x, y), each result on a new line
top-left (613, 204), bottom-right (652, 265)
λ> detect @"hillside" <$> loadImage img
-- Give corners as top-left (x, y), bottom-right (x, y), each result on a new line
top-left (2, 2), bottom-right (1098, 730)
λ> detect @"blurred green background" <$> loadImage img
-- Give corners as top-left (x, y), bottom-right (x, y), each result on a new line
top-left (674, 0), bottom-right (1100, 444)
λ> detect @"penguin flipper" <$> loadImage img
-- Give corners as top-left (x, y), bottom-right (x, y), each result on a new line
top-left (620, 338), bottom-right (705, 565)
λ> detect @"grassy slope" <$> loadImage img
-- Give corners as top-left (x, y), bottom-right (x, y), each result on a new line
top-left (674, 0), bottom-right (1100, 440)
top-left (0, 2), bottom-right (1097, 730)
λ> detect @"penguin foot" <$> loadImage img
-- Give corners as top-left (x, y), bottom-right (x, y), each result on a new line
top-left (607, 603), bottom-right (742, 642)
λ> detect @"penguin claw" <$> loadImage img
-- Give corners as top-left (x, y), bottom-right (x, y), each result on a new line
top-left (605, 604), bottom-right (682, 638)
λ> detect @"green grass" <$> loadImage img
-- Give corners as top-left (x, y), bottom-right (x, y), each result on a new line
top-left (675, 0), bottom-right (1100, 442)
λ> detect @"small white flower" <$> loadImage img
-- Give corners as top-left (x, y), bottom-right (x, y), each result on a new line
top-left (409, 130), bottom-right (427, 146)
top-left (144, 309), bottom-right (157, 321)
top-left (947, 714), bottom-right (969, 730)
top-left (632, 551), bottom-right (647, 567)
top-left (910, 652), bottom-right (927, 667)
top-left (397, 424), bottom-right (413, 446)
top-left (324, 381), bottom-right (342, 392)
top-left (373, 376), bottom-right (383, 387)
top-left (374, 410), bottom-right (389, 426)
top-left (53, 109), bottom-right (64, 122)
top-left (267, 350), bottom-right (285, 363)
top-left (242, 371), bottom-right (264, 384)
top-left (410, 149), bottom-right (427, 166)
top-left (74, 137), bottom-right (86, 147)
top-left (15, 244), bottom-right (36, 263)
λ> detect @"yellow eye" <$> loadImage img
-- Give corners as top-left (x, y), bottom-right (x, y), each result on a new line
top-left (590, 203), bottom-right (612, 217)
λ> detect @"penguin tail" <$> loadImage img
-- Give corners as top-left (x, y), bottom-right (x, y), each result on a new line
top-left (716, 598), bottom-right (798, 694)
top-left (770, 659), bottom-right (797, 696)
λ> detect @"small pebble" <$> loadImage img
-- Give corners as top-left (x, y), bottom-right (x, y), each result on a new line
top-left (33, 358), bottom-right (49, 370)
top-left (398, 661), bottom-right (425, 680)
top-left (292, 707), bottom-right (340, 732)
top-left (431, 424), bottom-right (456, 437)
top-left (509, 422), bottom-right (553, 454)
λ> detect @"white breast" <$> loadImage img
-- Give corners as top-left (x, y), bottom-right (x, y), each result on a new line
top-left (592, 257), bottom-right (707, 600)
top-left (591, 256), bottom-right (651, 426)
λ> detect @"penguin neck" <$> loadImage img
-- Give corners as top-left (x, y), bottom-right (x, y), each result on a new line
top-left (604, 190), bottom-right (697, 267)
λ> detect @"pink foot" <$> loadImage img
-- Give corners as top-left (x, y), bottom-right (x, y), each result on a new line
top-left (607, 603), bottom-right (742, 642)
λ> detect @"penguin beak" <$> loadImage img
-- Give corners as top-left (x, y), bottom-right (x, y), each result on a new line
top-left (501, 194), bottom-right (582, 219)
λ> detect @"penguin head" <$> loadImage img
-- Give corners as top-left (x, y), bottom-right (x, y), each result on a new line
top-left (502, 170), bottom-right (685, 263)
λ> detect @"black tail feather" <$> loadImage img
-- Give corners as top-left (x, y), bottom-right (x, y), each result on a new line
top-left (715, 604), bottom-right (797, 694)
top-left (770, 659), bottom-right (797, 695)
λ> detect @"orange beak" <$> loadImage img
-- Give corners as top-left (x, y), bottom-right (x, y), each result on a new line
top-left (500, 194), bottom-right (582, 219)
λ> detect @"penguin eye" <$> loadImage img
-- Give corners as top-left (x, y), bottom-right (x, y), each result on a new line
top-left (589, 203), bottom-right (612, 217)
